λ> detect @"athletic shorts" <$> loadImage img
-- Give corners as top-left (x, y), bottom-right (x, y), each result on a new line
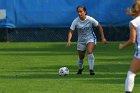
top-left (77, 39), bottom-right (97, 51)
top-left (134, 48), bottom-right (140, 59)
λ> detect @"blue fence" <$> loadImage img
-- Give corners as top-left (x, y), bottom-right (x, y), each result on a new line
top-left (0, 0), bottom-right (134, 28)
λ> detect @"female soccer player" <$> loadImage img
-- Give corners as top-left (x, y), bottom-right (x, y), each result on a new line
top-left (119, 2), bottom-right (140, 93)
top-left (66, 5), bottom-right (106, 75)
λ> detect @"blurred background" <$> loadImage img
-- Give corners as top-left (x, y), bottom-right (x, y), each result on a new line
top-left (0, 0), bottom-right (135, 42)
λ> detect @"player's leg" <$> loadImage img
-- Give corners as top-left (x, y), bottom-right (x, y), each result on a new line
top-left (125, 57), bottom-right (140, 93)
top-left (77, 50), bottom-right (86, 74)
top-left (86, 42), bottom-right (96, 75)
top-left (77, 42), bottom-right (86, 74)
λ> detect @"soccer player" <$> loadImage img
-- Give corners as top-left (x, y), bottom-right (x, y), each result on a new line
top-left (66, 5), bottom-right (106, 75)
top-left (119, 2), bottom-right (140, 93)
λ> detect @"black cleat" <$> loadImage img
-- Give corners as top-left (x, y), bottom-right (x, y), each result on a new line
top-left (126, 91), bottom-right (131, 93)
top-left (90, 70), bottom-right (95, 75)
top-left (77, 68), bottom-right (84, 75)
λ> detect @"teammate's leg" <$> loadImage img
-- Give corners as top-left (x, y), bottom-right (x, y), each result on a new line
top-left (125, 57), bottom-right (140, 93)
top-left (86, 42), bottom-right (96, 75)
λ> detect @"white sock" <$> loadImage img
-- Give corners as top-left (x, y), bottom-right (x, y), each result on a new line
top-left (125, 71), bottom-right (136, 92)
top-left (88, 53), bottom-right (94, 70)
top-left (78, 57), bottom-right (83, 69)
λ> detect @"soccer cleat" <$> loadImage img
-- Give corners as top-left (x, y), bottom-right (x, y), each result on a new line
top-left (126, 91), bottom-right (131, 93)
top-left (77, 68), bottom-right (84, 75)
top-left (90, 70), bottom-right (95, 75)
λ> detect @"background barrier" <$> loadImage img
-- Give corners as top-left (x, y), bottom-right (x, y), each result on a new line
top-left (0, 0), bottom-right (134, 41)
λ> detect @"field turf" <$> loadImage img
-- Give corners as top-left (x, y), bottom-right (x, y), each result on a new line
top-left (0, 42), bottom-right (139, 93)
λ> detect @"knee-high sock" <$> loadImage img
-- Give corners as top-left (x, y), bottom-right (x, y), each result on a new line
top-left (88, 54), bottom-right (94, 70)
top-left (78, 57), bottom-right (83, 69)
top-left (125, 71), bottom-right (136, 92)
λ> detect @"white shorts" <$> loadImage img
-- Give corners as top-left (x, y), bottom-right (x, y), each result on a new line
top-left (134, 49), bottom-right (140, 59)
top-left (77, 39), bottom-right (97, 51)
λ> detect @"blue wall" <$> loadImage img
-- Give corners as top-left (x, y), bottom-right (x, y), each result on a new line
top-left (0, 0), bottom-right (134, 28)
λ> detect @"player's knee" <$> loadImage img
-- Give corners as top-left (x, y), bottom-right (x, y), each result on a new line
top-left (79, 56), bottom-right (85, 60)
top-left (87, 50), bottom-right (93, 54)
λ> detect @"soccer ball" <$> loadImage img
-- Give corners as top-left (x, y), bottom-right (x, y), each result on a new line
top-left (59, 67), bottom-right (69, 76)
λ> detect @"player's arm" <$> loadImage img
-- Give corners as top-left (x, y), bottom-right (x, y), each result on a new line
top-left (119, 23), bottom-right (136, 49)
top-left (66, 18), bottom-right (77, 47)
top-left (96, 24), bottom-right (106, 44)
top-left (66, 29), bottom-right (73, 47)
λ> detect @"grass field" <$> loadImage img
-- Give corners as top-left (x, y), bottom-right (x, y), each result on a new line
top-left (0, 42), bottom-right (139, 93)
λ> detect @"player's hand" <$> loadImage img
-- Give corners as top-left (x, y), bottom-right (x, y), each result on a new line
top-left (66, 41), bottom-right (71, 47)
top-left (119, 43), bottom-right (123, 49)
top-left (101, 38), bottom-right (107, 44)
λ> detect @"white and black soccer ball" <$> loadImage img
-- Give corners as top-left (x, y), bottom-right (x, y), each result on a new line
top-left (59, 67), bottom-right (69, 76)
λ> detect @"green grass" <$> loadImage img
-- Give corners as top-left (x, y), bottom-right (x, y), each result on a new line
top-left (0, 42), bottom-right (139, 93)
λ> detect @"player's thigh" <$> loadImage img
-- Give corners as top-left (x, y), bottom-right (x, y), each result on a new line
top-left (130, 57), bottom-right (140, 73)
top-left (78, 50), bottom-right (86, 60)
top-left (86, 42), bottom-right (96, 54)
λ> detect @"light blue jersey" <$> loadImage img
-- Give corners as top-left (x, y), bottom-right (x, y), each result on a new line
top-left (70, 15), bottom-right (99, 51)
top-left (130, 16), bottom-right (140, 59)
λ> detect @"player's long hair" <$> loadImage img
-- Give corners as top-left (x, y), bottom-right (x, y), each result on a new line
top-left (127, 2), bottom-right (140, 17)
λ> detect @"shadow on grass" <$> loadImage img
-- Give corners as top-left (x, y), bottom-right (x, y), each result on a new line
top-left (0, 42), bottom-right (134, 58)
top-left (0, 43), bottom-right (77, 56)
top-left (0, 72), bottom-right (139, 84)
top-left (0, 52), bottom-right (77, 56)
top-left (0, 64), bottom-right (139, 84)
top-left (0, 43), bottom-right (77, 52)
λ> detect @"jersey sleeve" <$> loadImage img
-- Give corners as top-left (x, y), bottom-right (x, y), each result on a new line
top-left (70, 18), bottom-right (77, 31)
top-left (130, 17), bottom-right (140, 28)
top-left (88, 16), bottom-right (99, 27)
top-left (130, 19), bottom-right (137, 28)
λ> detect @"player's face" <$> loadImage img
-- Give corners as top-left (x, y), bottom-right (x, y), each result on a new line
top-left (136, 0), bottom-right (140, 5)
top-left (77, 8), bottom-right (86, 20)
top-left (135, 2), bottom-right (140, 15)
